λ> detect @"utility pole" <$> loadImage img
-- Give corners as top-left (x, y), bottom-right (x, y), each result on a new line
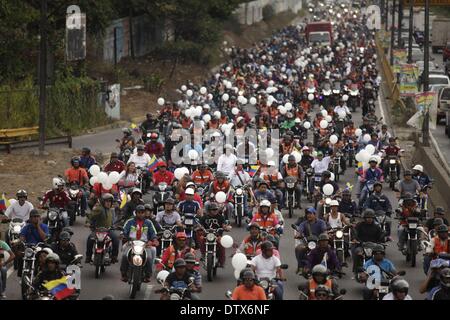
top-left (38, 0), bottom-right (48, 154)
top-left (422, 0), bottom-right (430, 146)
top-left (398, 0), bottom-right (403, 48)
top-left (390, 0), bottom-right (396, 65)
top-left (407, 0), bottom-right (414, 63)
top-left (385, 0), bottom-right (389, 31)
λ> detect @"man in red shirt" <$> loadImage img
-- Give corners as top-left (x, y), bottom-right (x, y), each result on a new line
top-left (103, 152), bottom-right (125, 173)
top-left (64, 157), bottom-right (89, 216)
top-left (382, 137), bottom-right (401, 179)
top-left (41, 178), bottom-right (71, 226)
top-left (145, 133), bottom-right (164, 158)
top-left (153, 162), bottom-right (175, 186)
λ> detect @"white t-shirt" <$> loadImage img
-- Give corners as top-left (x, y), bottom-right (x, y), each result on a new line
top-left (250, 254), bottom-right (281, 280)
top-left (382, 293), bottom-right (412, 300)
top-left (229, 170), bottom-right (251, 188)
top-left (311, 156), bottom-right (331, 174)
top-left (128, 153), bottom-right (152, 168)
top-left (5, 201), bottom-right (34, 221)
top-left (217, 154), bottom-right (237, 176)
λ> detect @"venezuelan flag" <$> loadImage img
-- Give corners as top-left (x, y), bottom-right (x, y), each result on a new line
top-left (356, 162), bottom-right (364, 177)
top-left (247, 165), bottom-right (260, 177)
top-left (43, 276), bottom-right (75, 300)
top-left (147, 155), bottom-right (158, 172)
top-left (119, 191), bottom-right (128, 209)
top-left (0, 194), bottom-right (10, 211)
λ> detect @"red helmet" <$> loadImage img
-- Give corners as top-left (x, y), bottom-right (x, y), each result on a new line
top-left (157, 161), bottom-right (167, 167)
top-left (150, 133), bottom-right (158, 139)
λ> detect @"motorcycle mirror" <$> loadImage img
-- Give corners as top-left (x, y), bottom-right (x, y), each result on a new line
top-left (398, 270), bottom-right (406, 276)
top-left (280, 264), bottom-right (289, 270)
top-left (115, 139), bottom-right (120, 143)
top-left (297, 284), bottom-right (306, 291)
top-left (339, 289), bottom-right (347, 295)
top-left (225, 291), bottom-right (233, 299)
top-left (291, 224), bottom-right (298, 230)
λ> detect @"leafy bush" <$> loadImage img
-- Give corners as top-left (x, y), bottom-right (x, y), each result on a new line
top-left (263, 5), bottom-right (275, 21)
top-left (143, 74), bottom-right (165, 93)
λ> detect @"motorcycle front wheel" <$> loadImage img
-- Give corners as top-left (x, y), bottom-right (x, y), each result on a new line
top-left (129, 268), bottom-right (141, 299)
top-left (207, 254), bottom-right (214, 282)
top-left (410, 240), bottom-right (417, 267)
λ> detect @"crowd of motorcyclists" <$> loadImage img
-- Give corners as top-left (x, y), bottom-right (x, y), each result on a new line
top-left (1, 0), bottom-right (450, 301)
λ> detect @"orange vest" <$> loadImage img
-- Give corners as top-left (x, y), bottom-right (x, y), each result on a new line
top-left (285, 164), bottom-right (299, 177)
top-left (433, 236), bottom-right (450, 255)
top-left (213, 180), bottom-right (230, 193)
top-left (263, 172), bottom-right (279, 183)
top-left (166, 246), bottom-right (195, 269)
top-left (253, 213), bottom-right (277, 230)
top-left (281, 143), bottom-right (294, 155)
top-left (192, 170), bottom-right (213, 185)
top-left (309, 279), bottom-right (333, 300)
top-left (172, 110), bottom-right (181, 119)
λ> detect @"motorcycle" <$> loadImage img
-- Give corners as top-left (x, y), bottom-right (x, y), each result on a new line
top-left (284, 176), bottom-right (298, 219)
top-left (21, 242), bottom-right (47, 300)
top-left (330, 152), bottom-right (343, 182)
top-left (354, 242), bottom-right (381, 279)
top-left (385, 155), bottom-right (400, 190)
top-left (157, 225), bottom-right (177, 257)
top-left (348, 86), bottom-right (360, 112)
top-left (5, 218), bottom-right (25, 269)
top-left (67, 183), bottom-right (82, 226)
top-left (304, 168), bottom-right (314, 201)
top-left (404, 217), bottom-right (420, 267)
top-left (156, 274), bottom-right (195, 300)
top-left (344, 138), bottom-right (356, 168)
top-left (374, 210), bottom-right (390, 242)
top-left (328, 226), bottom-right (351, 266)
top-left (233, 186), bottom-right (246, 227)
top-left (152, 182), bottom-right (173, 216)
top-left (200, 226), bottom-right (225, 282)
top-left (182, 213), bottom-right (198, 248)
top-left (90, 227), bottom-right (121, 278)
top-left (124, 240), bottom-right (148, 299)
top-left (298, 285), bottom-right (346, 300)
top-left (361, 269), bottom-right (406, 300)
top-left (46, 207), bottom-right (66, 244)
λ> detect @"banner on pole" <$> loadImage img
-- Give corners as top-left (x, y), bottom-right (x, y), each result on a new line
top-left (393, 49), bottom-right (407, 73)
top-left (399, 64), bottom-right (419, 97)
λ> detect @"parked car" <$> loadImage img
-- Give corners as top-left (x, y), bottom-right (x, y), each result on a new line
top-left (437, 86), bottom-right (450, 127)
top-left (413, 30), bottom-right (424, 46)
top-left (443, 41), bottom-right (450, 62)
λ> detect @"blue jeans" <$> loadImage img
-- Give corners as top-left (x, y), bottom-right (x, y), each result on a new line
top-left (274, 280), bottom-right (284, 300)
top-left (0, 266), bottom-right (6, 294)
top-left (80, 190), bottom-right (89, 216)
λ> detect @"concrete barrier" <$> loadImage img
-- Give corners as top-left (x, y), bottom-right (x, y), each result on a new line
top-left (412, 146), bottom-right (450, 220)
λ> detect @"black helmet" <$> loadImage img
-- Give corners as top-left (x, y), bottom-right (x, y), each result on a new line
top-left (173, 258), bottom-right (187, 269)
top-left (433, 218), bottom-right (444, 226)
top-left (30, 209), bottom-right (41, 217)
top-left (144, 203), bottom-right (152, 211)
top-left (373, 181), bottom-right (382, 189)
top-left (59, 231), bottom-right (71, 241)
top-left (216, 171), bottom-right (227, 179)
top-left (318, 233), bottom-right (329, 241)
top-left (164, 197), bottom-right (175, 205)
top-left (82, 147), bottom-right (91, 154)
top-left (391, 279), bottom-right (409, 294)
top-left (363, 209), bottom-right (376, 219)
top-left (260, 241), bottom-right (274, 251)
top-left (16, 189), bottom-right (28, 198)
top-left (208, 203), bottom-right (219, 211)
top-left (403, 170), bottom-right (412, 176)
top-left (184, 253), bottom-right (196, 264)
top-left (135, 204), bottom-right (145, 212)
top-left (440, 268), bottom-right (450, 288)
top-left (315, 285), bottom-right (332, 296)
top-left (322, 171), bottom-right (331, 178)
top-left (437, 224), bottom-right (449, 233)
top-left (71, 156), bottom-right (80, 166)
top-left (242, 270), bottom-right (256, 280)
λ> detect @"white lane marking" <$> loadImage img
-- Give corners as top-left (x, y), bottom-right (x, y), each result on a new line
top-left (144, 284), bottom-right (154, 300)
top-left (6, 267), bottom-right (14, 278)
top-left (430, 132), bottom-right (450, 175)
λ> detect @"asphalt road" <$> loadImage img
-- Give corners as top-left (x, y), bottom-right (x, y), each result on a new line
top-left (4, 88), bottom-right (430, 300)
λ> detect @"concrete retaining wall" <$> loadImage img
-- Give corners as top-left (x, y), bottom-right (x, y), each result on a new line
top-left (234, 0), bottom-right (302, 25)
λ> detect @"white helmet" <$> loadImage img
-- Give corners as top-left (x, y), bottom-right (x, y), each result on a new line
top-left (329, 200), bottom-right (339, 207)
top-left (369, 156), bottom-right (378, 163)
top-left (156, 270), bottom-right (170, 284)
top-left (413, 164), bottom-right (423, 173)
top-left (52, 177), bottom-right (65, 189)
top-left (260, 200), bottom-right (271, 207)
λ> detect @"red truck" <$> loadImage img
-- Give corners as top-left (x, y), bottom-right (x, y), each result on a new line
top-left (305, 21), bottom-right (333, 46)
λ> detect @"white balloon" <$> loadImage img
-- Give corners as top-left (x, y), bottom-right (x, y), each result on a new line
top-left (187, 89), bottom-right (193, 97)
top-left (108, 171), bottom-right (121, 184)
top-left (323, 183), bottom-right (334, 196)
top-left (89, 176), bottom-right (98, 186)
top-left (268, 95), bottom-right (275, 102)
top-left (365, 144), bottom-right (376, 155)
top-left (231, 253), bottom-right (248, 271)
top-left (226, 82), bottom-right (232, 89)
top-left (220, 235), bottom-right (234, 248)
top-left (203, 114), bottom-right (211, 123)
top-left (156, 270), bottom-right (170, 283)
top-left (359, 150), bottom-right (371, 163)
top-left (89, 165), bottom-right (101, 177)
top-left (215, 191), bottom-right (227, 204)
top-left (282, 154), bottom-right (290, 163)
top-left (342, 94), bottom-right (349, 101)
top-left (188, 150), bottom-right (199, 160)
top-left (214, 111), bottom-right (221, 118)
top-left (238, 96), bottom-right (245, 104)
top-left (200, 87), bottom-right (207, 95)
top-left (222, 93), bottom-right (229, 101)
top-left (278, 106), bottom-right (287, 115)
top-left (329, 135), bottom-right (339, 144)
top-left (321, 109), bottom-right (328, 117)
top-left (266, 148), bottom-right (274, 158)
top-left (174, 168), bottom-right (186, 180)
top-left (285, 102), bottom-right (293, 111)
top-left (303, 121), bottom-right (311, 129)
top-left (241, 97), bottom-right (248, 105)
top-left (330, 172), bottom-right (335, 181)
top-left (355, 152), bottom-right (363, 162)
top-left (157, 97), bottom-right (165, 106)
top-left (232, 107), bottom-right (240, 115)
top-left (97, 172), bottom-right (108, 185)
top-left (234, 269), bottom-right (242, 280)
top-left (363, 134), bottom-right (371, 143)
top-left (250, 97), bottom-right (257, 105)
top-left (185, 108), bottom-right (192, 117)
top-left (103, 180), bottom-right (113, 190)
top-left (308, 93), bottom-right (315, 101)
top-left (320, 120), bottom-right (329, 129)
top-left (181, 85), bottom-right (187, 92)
top-left (355, 128), bottom-right (362, 137)
top-left (292, 151), bottom-right (302, 162)
top-left (325, 115), bottom-right (333, 123)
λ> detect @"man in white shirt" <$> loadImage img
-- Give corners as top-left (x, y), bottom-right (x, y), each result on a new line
top-left (334, 104), bottom-right (351, 117)
top-left (127, 145), bottom-right (152, 193)
top-left (229, 160), bottom-right (252, 218)
top-left (310, 152), bottom-right (331, 175)
top-left (217, 144), bottom-right (237, 177)
top-left (250, 241), bottom-right (285, 300)
top-left (1, 190), bottom-right (34, 222)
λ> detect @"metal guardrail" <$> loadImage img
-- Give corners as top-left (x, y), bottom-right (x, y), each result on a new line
top-left (0, 135), bottom-right (72, 153)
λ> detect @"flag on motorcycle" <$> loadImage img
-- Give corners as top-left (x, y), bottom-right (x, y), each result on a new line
top-left (247, 165), bottom-right (260, 177)
top-left (119, 191), bottom-right (128, 209)
top-left (356, 162), bottom-right (364, 177)
top-left (147, 155), bottom-right (158, 173)
top-left (130, 123), bottom-right (139, 133)
top-left (42, 275), bottom-right (75, 300)
top-left (0, 194), bottom-right (10, 211)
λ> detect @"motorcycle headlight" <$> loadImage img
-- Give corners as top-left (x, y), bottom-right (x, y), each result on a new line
top-left (159, 183), bottom-right (167, 191)
top-left (69, 190), bottom-right (78, 197)
top-left (287, 183), bottom-right (295, 188)
top-left (308, 241), bottom-right (316, 250)
top-left (132, 255), bottom-right (143, 266)
top-left (408, 223), bottom-right (418, 229)
top-left (13, 225), bottom-right (22, 233)
top-left (364, 248), bottom-right (372, 256)
top-left (96, 232), bottom-right (107, 241)
top-left (163, 230), bottom-right (172, 239)
top-left (325, 198), bottom-right (332, 205)
top-left (236, 188), bottom-right (243, 196)
top-left (147, 133), bottom-right (152, 138)
top-left (389, 160), bottom-right (396, 164)
top-left (170, 293), bottom-right (181, 300)
top-left (336, 230), bottom-right (343, 238)
top-left (48, 211), bottom-right (58, 221)
top-left (260, 280), bottom-right (269, 289)
top-left (25, 248), bottom-right (34, 258)
top-left (206, 233), bottom-right (216, 242)
top-left (132, 242), bottom-right (145, 255)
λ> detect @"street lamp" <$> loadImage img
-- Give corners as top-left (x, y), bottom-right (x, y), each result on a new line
top-left (422, 0), bottom-right (430, 146)
top-left (407, 0), bottom-right (414, 63)
top-left (38, 0), bottom-right (48, 154)
top-left (390, 0), bottom-right (397, 65)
